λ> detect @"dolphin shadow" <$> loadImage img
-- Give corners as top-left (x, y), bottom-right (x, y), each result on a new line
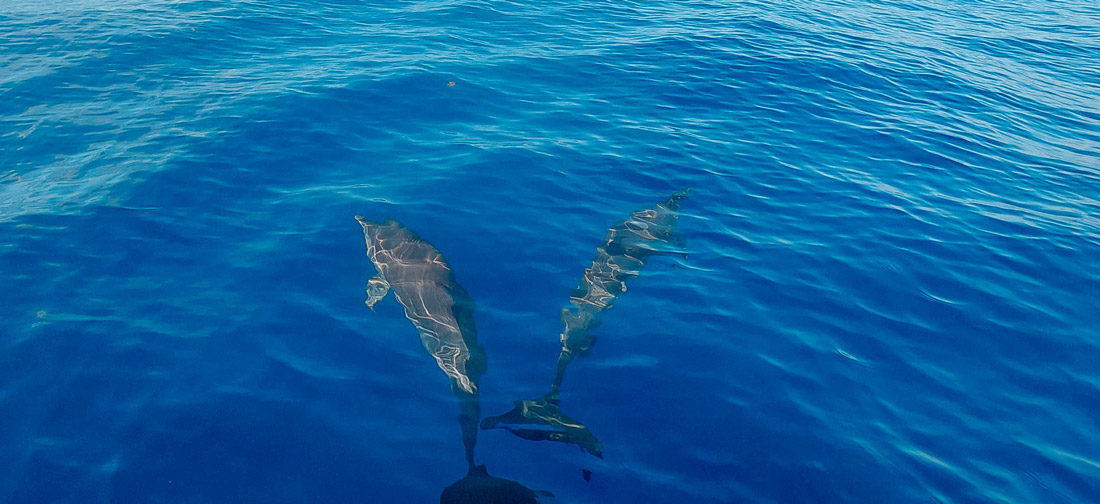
top-left (480, 190), bottom-right (689, 459)
top-left (356, 217), bottom-right (551, 503)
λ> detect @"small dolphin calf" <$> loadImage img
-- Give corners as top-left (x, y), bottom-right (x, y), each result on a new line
top-left (356, 217), bottom-right (484, 395)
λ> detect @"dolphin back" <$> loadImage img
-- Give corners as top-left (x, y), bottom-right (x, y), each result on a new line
top-left (356, 216), bottom-right (483, 394)
top-left (562, 191), bottom-right (688, 346)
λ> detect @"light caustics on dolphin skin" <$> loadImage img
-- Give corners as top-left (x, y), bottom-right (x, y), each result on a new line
top-left (357, 217), bottom-right (547, 502)
top-left (356, 217), bottom-right (484, 396)
top-left (356, 217), bottom-right (487, 472)
top-left (357, 193), bottom-right (687, 495)
top-left (481, 191), bottom-right (689, 459)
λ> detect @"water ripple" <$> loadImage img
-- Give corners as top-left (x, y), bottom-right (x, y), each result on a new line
top-left (3, 0), bottom-right (1100, 502)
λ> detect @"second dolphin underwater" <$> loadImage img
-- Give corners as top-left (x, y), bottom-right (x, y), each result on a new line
top-left (480, 190), bottom-right (689, 458)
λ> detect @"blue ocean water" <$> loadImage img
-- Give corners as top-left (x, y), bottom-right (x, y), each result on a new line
top-left (2, 0), bottom-right (1099, 502)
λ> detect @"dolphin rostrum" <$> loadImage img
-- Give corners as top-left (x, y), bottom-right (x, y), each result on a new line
top-left (356, 217), bottom-right (485, 396)
top-left (481, 190), bottom-right (689, 458)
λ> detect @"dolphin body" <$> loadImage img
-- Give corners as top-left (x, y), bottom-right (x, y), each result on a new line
top-left (357, 218), bottom-right (547, 499)
top-left (356, 217), bottom-right (485, 395)
top-left (481, 191), bottom-right (689, 458)
top-left (557, 189), bottom-right (689, 362)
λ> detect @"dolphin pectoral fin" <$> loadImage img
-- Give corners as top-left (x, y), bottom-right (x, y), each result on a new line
top-left (364, 274), bottom-right (390, 310)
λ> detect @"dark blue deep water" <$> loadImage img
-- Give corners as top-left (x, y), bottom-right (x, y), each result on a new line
top-left (3, 1), bottom-right (1099, 502)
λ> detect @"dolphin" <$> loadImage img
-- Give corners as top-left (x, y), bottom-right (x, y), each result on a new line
top-left (356, 217), bottom-right (485, 395)
top-left (556, 189), bottom-right (689, 363)
top-left (357, 218), bottom-right (549, 498)
top-left (481, 190), bottom-right (689, 458)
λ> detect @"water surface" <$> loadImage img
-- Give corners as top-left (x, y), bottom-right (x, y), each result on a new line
top-left (2, 1), bottom-right (1099, 502)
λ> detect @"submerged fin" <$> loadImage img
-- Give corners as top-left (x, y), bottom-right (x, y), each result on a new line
top-left (364, 274), bottom-right (390, 310)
